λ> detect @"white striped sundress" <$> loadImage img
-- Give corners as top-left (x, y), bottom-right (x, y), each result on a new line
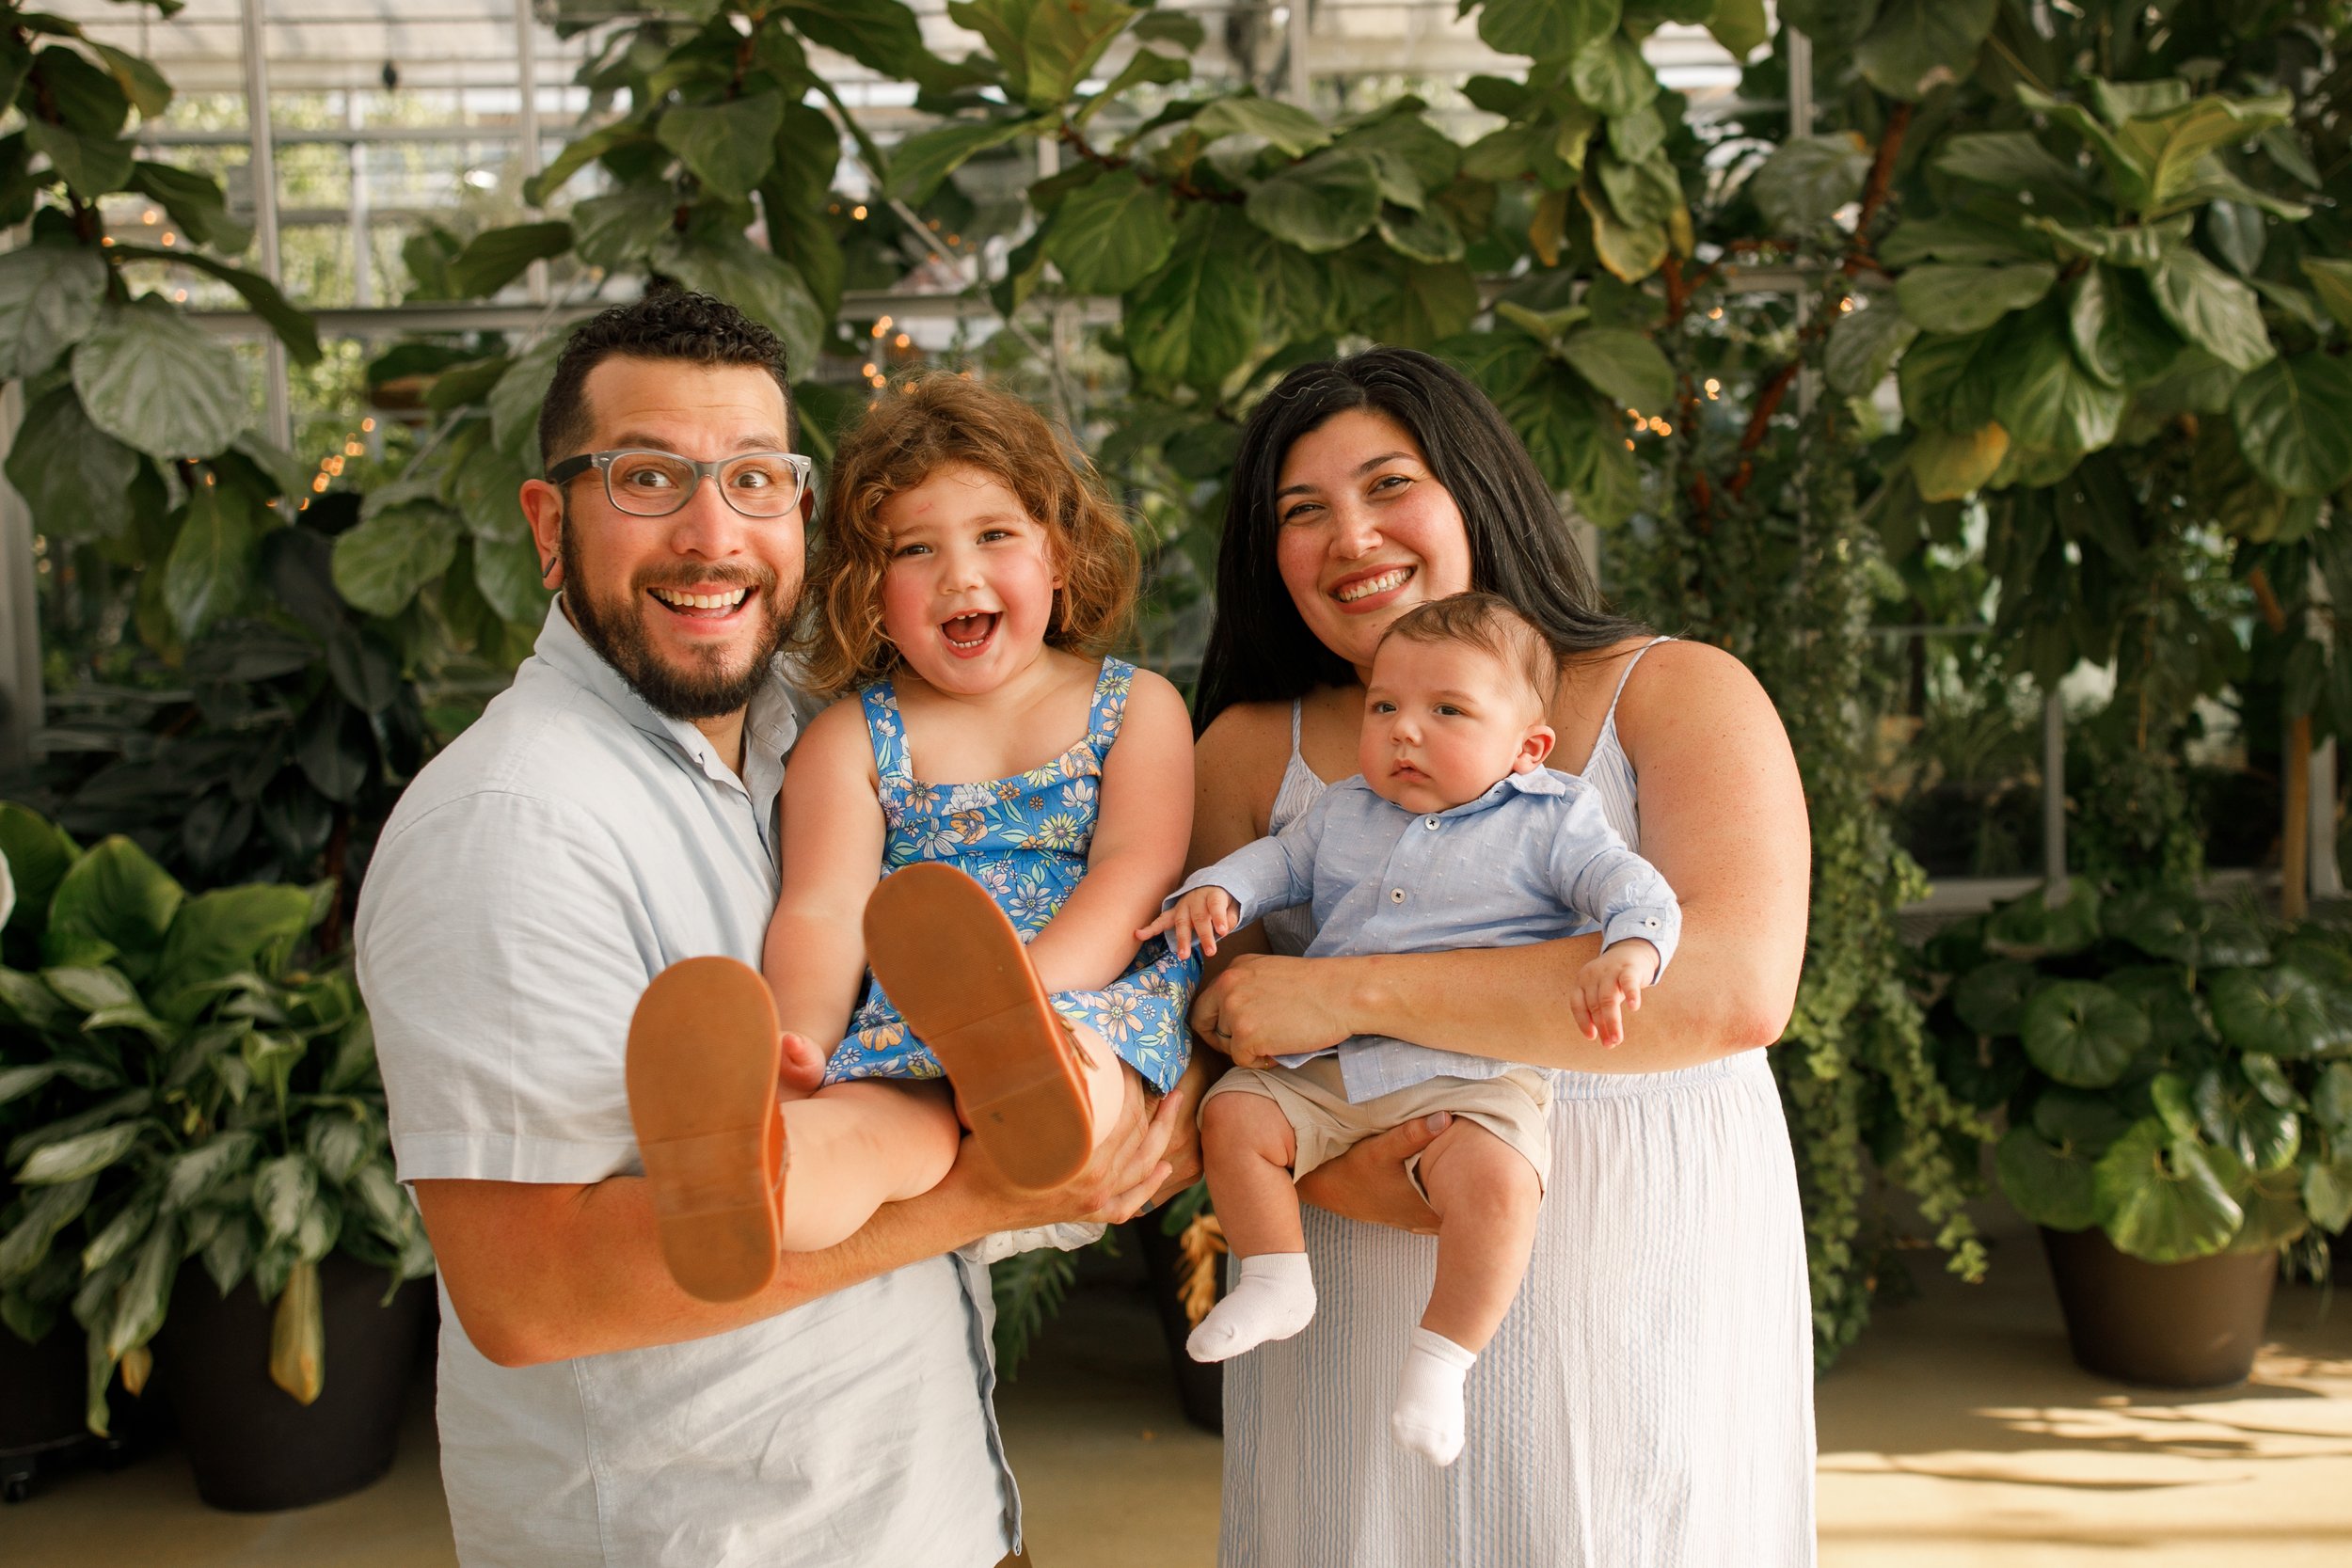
top-left (1221, 637), bottom-right (1818, 1568)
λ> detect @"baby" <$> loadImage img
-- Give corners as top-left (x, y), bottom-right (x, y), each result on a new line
top-left (1140, 592), bottom-right (1681, 1466)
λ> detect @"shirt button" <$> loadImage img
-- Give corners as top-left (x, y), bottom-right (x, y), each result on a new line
top-left (1390, 888), bottom-right (1406, 903)
top-left (1645, 918), bottom-right (1660, 927)
top-left (1424, 816), bottom-right (1440, 830)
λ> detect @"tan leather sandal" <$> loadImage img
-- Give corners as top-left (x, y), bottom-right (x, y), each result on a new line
top-left (863, 863), bottom-right (1094, 1190)
top-left (624, 955), bottom-right (787, 1302)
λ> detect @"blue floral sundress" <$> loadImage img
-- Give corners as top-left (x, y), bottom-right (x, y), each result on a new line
top-left (822, 657), bottom-right (1197, 1095)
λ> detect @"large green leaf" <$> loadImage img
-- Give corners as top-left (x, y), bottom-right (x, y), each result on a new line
top-left (1895, 263), bottom-right (2058, 335)
top-left (1984, 305), bottom-right (2127, 454)
top-left (160, 1131), bottom-right (261, 1215)
top-left (16, 1122), bottom-right (144, 1185)
top-left (2067, 265), bottom-right (2184, 388)
top-left (0, 804), bottom-right (76, 935)
top-left (106, 244), bottom-right (322, 366)
top-left (1708, 0), bottom-right (1770, 56)
top-left (161, 479), bottom-right (258, 641)
top-left (2231, 354), bottom-right (2352, 499)
top-left (1044, 170), bottom-right (1177, 293)
top-left (125, 161), bottom-right (249, 254)
top-left (1854, 0), bottom-right (1997, 101)
top-left (2208, 965), bottom-right (2335, 1060)
top-left (1996, 1125), bottom-right (2100, 1230)
top-left (104, 1216), bottom-right (179, 1360)
top-left (71, 296), bottom-right (247, 460)
top-left (1897, 328), bottom-right (2002, 433)
top-left (25, 120), bottom-right (132, 199)
top-left (1127, 208), bottom-right (1262, 391)
top-left (2020, 980), bottom-right (2149, 1088)
top-left (331, 501), bottom-right (463, 619)
top-left (252, 1153), bottom-right (317, 1246)
top-left (488, 337), bottom-right (564, 467)
top-left (653, 230), bottom-right (826, 380)
top-left (1246, 150), bottom-right (1383, 254)
top-left (1191, 95), bottom-right (1331, 158)
top-left (1580, 184), bottom-right (1666, 282)
top-left (1568, 36), bottom-right (1656, 119)
top-left (1826, 297), bottom-right (1917, 395)
top-left (2093, 1119), bottom-right (2242, 1262)
top-left (1595, 150), bottom-right (1681, 230)
top-left (1480, 0), bottom-right (1619, 57)
top-left (2302, 257), bottom-right (2352, 330)
top-left (1983, 878), bottom-right (2102, 958)
top-left (0, 1175), bottom-right (94, 1283)
top-left (45, 835), bottom-right (181, 976)
top-left (151, 885), bottom-right (316, 1021)
top-left (2192, 1067), bottom-right (2300, 1174)
top-left (1378, 203), bottom-right (1466, 264)
top-left (2306, 1156), bottom-right (2352, 1233)
top-left (1559, 326), bottom-right (1673, 415)
top-left (2114, 91), bottom-right (2294, 214)
top-left (571, 184), bottom-right (675, 273)
top-left (1951, 958), bottom-right (2036, 1037)
top-left (2313, 1062), bottom-right (2352, 1138)
top-left (1391, 261), bottom-right (1480, 353)
top-left (446, 221), bottom-right (575, 298)
top-left (0, 241), bottom-right (106, 379)
top-left (2101, 887), bottom-right (2269, 968)
top-left (658, 92), bottom-right (785, 200)
top-left (777, 0), bottom-right (947, 83)
top-left (524, 120), bottom-right (655, 205)
top-left (1931, 132), bottom-right (2090, 214)
top-left (884, 116), bottom-right (1038, 203)
top-left (3, 386), bottom-right (138, 539)
top-left (2148, 248), bottom-right (2273, 372)
top-left (1750, 134), bottom-right (1872, 236)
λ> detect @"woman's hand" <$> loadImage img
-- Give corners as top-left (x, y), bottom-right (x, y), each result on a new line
top-left (1147, 1054), bottom-right (1213, 1205)
top-left (1191, 952), bottom-right (1358, 1066)
top-left (942, 1068), bottom-right (1184, 1232)
top-left (1293, 1113), bottom-right (1450, 1234)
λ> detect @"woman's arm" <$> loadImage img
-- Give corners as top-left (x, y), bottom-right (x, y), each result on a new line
top-left (763, 700), bottom-right (889, 1050)
top-left (1025, 669), bottom-right (1196, 994)
top-left (1194, 641), bottom-right (1809, 1073)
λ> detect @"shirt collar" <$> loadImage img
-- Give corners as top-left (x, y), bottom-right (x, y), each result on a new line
top-left (532, 596), bottom-right (802, 814)
top-left (1438, 768), bottom-right (1570, 818)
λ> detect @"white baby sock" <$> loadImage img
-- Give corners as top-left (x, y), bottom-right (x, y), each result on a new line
top-left (1391, 1327), bottom-right (1478, 1466)
top-left (1185, 1252), bottom-right (1316, 1363)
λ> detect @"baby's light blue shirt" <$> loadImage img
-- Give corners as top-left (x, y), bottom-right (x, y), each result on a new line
top-left (1173, 768), bottom-right (1681, 1101)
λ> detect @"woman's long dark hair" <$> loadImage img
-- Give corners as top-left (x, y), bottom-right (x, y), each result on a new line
top-left (1192, 347), bottom-right (1650, 735)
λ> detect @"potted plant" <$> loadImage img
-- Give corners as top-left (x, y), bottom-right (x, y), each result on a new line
top-left (1923, 879), bottom-right (2352, 1386)
top-left (0, 804), bottom-right (434, 1510)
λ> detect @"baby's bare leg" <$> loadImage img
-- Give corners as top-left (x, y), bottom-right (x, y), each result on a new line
top-left (777, 1079), bottom-right (959, 1252)
top-left (1415, 1119), bottom-right (1543, 1351)
top-left (1391, 1118), bottom-right (1542, 1466)
top-left (1185, 1089), bottom-right (1317, 1362)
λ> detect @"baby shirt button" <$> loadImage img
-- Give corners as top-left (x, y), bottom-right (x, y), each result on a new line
top-left (1424, 816), bottom-right (1440, 830)
top-left (1390, 888), bottom-right (1406, 903)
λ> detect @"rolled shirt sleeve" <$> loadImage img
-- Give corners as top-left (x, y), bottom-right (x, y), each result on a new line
top-left (1548, 789), bottom-right (1682, 979)
top-left (358, 788), bottom-right (659, 1185)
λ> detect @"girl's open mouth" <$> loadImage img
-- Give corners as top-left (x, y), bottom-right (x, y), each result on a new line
top-left (648, 584), bottom-right (754, 622)
top-left (941, 611), bottom-right (1000, 655)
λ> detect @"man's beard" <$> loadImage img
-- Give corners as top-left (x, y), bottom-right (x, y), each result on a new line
top-left (560, 525), bottom-right (794, 721)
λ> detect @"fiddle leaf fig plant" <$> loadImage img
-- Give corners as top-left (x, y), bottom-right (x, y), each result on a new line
top-left (1926, 882), bottom-right (2352, 1264)
top-left (0, 805), bottom-right (430, 1434)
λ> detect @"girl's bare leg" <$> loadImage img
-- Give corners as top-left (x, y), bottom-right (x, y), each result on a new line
top-left (776, 1079), bottom-right (960, 1252)
top-left (1184, 1091), bottom-right (1317, 1362)
top-left (1391, 1120), bottom-right (1543, 1465)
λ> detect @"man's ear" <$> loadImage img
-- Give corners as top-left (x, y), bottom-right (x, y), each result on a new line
top-left (800, 483), bottom-right (817, 526)
top-left (1514, 723), bottom-right (1557, 774)
top-left (520, 478), bottom-right (566, 587)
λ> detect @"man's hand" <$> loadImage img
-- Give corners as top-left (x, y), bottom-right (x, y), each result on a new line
top-left (937, 1068), bottom-right (1182, 1235)
top-left (1147, 1054), bottom-right (1212, 1207)
top-left (1293, 1113), bottom-right (1449, 1234)
top-left (1137, 886), bottom-right (1241, 959)
top-left (1191, 952), bottom-right (1356, 1067)
top-left (1570, 939), bottom-right (1659, 1048)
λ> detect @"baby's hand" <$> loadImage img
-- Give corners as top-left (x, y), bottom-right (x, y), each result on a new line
top-left (1137, 886), bottom-right (1241, 960)
top-left (1570, 940), bottom-right (1659, 1049)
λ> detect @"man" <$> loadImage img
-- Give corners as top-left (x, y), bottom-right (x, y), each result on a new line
top-left (356, 290), bottom-right (1182, 1567)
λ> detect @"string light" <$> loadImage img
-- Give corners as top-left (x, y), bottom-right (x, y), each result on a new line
top-left (160, 231), bottom-right (175, 245)
top-left (361, 418), bottom-right (375, 432)
top-left (851, 204), bottom-right (867, 220)
top-left (140, 210), bottom-right (157, 225)
top-left (1704, 378), bottom-right (1722, 398)
top-left (894, 333), bottom-right (911, 349)
top-left (1838, 296), bottom-right (1855, 312)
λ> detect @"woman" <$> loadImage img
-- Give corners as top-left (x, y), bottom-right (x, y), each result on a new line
top-left (1188, 349), bottom-right (1816, 1566)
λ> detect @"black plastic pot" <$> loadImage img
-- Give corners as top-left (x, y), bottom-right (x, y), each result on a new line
top-left (2042, 1226), bottom-right (2279, 1388)
top-left (0, 1322), bottom-right (87, 1502)
top-left (1130, 1216), bottom-right (1222, 1434)
top-left (154, 1254), bottom-right (431, 1512)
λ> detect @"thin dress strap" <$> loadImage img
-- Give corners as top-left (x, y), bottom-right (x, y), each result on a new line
top-left (1085, 657), bottom-right (1134, 762)
top-left (1289, 697), bottom-right (1303, 752)
top-left (858, 679), bottom-right (914, 791)
top-left (1602, 636), bottom-right (1676, 729)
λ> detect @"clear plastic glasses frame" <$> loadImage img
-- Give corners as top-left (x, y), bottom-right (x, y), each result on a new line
top-left (546, 449), bottom-right (814, 518)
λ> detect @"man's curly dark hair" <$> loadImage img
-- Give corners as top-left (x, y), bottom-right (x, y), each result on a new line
top-left (535, 288), bottom-right (794, 471)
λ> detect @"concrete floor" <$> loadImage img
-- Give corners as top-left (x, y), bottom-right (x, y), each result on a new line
top-left (7, 1215), bottom-right (2349, 1566)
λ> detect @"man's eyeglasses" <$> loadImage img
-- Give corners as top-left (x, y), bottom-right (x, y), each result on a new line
top-left (547, 449), bottom-right (814, 519)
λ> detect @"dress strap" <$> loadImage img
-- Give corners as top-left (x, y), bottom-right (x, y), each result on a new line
top-left (1085, 657), bottom-right (1136, 761)
top-left (1603, 636), bottom-right (1676, 729)
top-left (858, 680), bottom-right (914, 789)
top-left (1289, 698), bottom-right (1303, 755)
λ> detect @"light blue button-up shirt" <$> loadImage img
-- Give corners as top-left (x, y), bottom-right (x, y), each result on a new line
top-left (357, 601), bottom-right (1018, 1568)
top-left (1176, 768), bottom-right (1681, 1101)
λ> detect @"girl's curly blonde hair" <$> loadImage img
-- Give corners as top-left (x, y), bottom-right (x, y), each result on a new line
top-left (797, 373), bottom-right (1138, 692)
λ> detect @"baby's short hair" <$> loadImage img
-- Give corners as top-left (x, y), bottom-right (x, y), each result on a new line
top-left (799, 372), bottom-right (1137, 691)
top-left (1377, 593), bottom-right (1562, 710)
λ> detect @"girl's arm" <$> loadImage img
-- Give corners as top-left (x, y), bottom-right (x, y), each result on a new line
top-left (1025, 668), bottom-right (1196, 995)
top-left (763, 700), bottom-right (889, 1051)
top-left (1194, 641), bottom-right (1809, 1073)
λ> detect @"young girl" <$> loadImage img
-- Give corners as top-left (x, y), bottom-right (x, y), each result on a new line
top-left (625, 374), bottom-right (1198, 1302)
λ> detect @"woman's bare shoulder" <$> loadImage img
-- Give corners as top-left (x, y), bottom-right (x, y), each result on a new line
top-left (1613, 638), bottom-right (1788, 761)
top-left (1196, 699), bottom-right (1294, 763)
